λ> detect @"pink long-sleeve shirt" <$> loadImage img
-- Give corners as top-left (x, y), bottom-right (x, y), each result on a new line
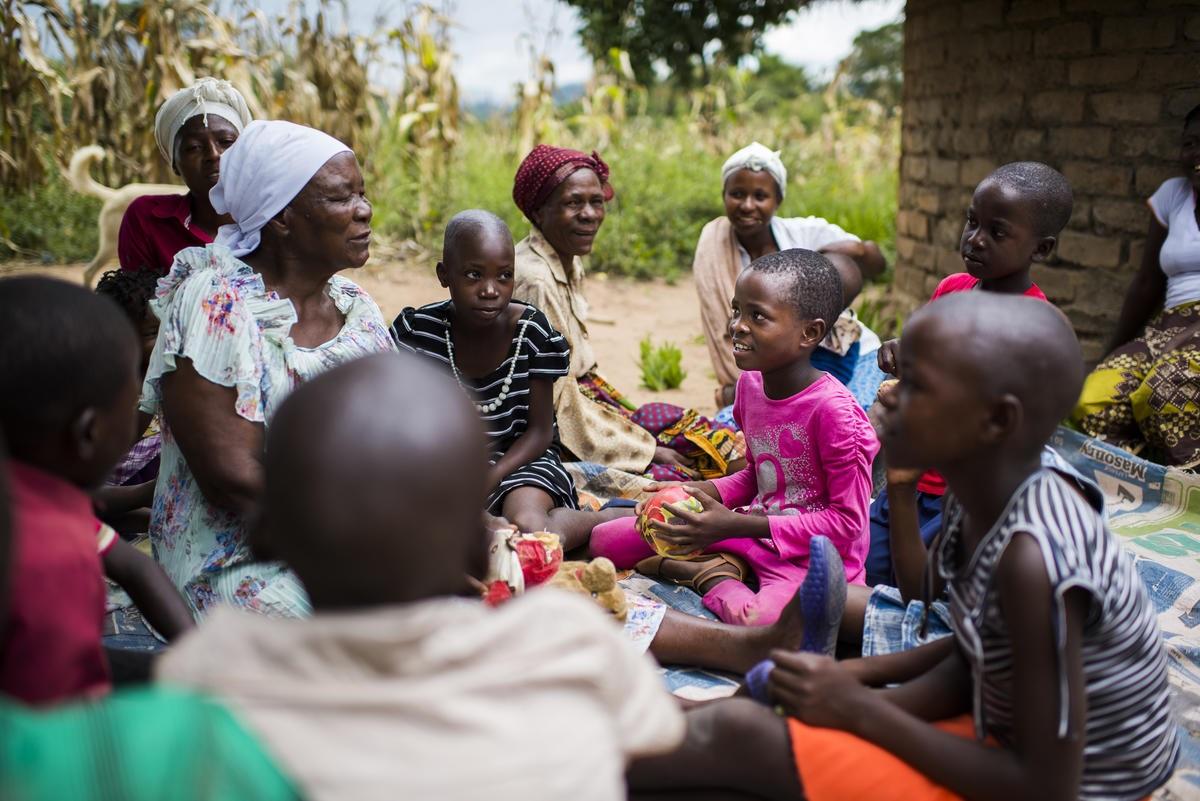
top-left (711, 371), bottom-right (879, 581)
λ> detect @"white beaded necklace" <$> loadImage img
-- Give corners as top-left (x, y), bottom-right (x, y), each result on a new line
top-left (445, 317), bottom-right (530, 414)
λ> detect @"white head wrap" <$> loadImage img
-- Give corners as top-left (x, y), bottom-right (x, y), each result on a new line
top-left (210, 120), bottom-right (353, 258)
top-left (721, 142), bottom-right (787, 199)
top-left (154, 77), bottom-right (253, 167)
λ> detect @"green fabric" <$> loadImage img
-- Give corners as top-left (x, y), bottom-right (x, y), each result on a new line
top-left (0, 688), bottom-right (300, 801)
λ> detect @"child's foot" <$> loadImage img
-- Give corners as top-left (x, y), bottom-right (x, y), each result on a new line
top-left (798, 535), bottom-right (847, 656)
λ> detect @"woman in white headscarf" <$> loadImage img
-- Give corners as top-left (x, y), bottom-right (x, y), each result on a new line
top-left (693, 142), bottom-right (887, 408)
top-left (117, 77), bottom-right (254, 274)
top-left (139, 120), bottom-right (396, 619)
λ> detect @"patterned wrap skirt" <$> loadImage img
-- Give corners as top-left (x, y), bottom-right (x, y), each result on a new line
top-left (1073, 300), bottom-right (1200, 468)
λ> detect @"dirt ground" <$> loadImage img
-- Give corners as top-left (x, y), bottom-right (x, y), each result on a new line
top-left (2, 259), bottom-right (719, 414)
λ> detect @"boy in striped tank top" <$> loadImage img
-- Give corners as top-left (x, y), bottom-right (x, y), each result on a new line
top-left (628, 293), bottom-right (1178, 801)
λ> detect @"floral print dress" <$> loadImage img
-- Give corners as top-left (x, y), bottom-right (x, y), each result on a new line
top-left (140, 244), bottom-right (395, 619)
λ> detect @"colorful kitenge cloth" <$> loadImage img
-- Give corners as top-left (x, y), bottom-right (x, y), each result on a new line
top-left (577, 373), bottom-right (742, 482)
top-left (1073, 300), bottom-right (1200, 469)
top-left (140, 244), bottom-right (396, 619)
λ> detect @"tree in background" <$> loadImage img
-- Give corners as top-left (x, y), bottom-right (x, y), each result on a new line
top-left (562, 0), bottom-right (797, 86)
top-left (837, 19), bottom-right (902, 112)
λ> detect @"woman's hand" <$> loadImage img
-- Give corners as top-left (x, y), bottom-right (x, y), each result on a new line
top-left (653, 446), bottom-right (700, 478)
top-left (877, 339), bottom-right (901, 376)
top-left (646, 486), bottom-right (742, 551)
top-left (768, 650), bottom-right (875, 734)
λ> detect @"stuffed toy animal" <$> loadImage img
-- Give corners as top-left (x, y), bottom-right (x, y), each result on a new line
top-left (547, 558), bottom-right (628, 622)
top-left (481, 529), bottom-right (627, 621)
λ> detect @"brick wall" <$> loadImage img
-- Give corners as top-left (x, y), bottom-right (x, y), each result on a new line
top-left (894, 0), bottom-right (1200, 359)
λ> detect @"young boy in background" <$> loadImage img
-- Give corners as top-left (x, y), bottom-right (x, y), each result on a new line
top-left (0, 277), bottom-right (192, 706)
top-left (867, 161), bottom-right (1073, 590)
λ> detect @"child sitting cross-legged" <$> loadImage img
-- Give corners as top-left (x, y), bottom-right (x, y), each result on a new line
top-left (155, 352), bottom-right (685, 800)
top-left (392, 210), bottom-right (630, 547)
top-left (628, 293), bottom-right (1179, 801)
top-left (866, 161), bottom-right (1073, 588)
top-left (592, 248), bottom-right (879, 626)
top-left (0, 277), bottom-right (193, 706)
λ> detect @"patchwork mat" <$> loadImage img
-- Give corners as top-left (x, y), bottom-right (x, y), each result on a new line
top-left (600, 427), bottom-right (1200, 798)
top-left (1048, 428), bottom-right (1200, 801)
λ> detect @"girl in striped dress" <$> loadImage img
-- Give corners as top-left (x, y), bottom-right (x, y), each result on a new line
top-left (392, 211), bottom-right (630, 548)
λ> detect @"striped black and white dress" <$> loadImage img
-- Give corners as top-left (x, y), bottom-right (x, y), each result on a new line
top-left (935, 469), bottom-right (1179, 800)
top-left (391, 301), bottom-right (578, 515)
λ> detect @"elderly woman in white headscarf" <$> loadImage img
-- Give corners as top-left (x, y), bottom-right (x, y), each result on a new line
top-left (117, 77), bottom-right (254, 275)
top-left (139, 120), bottom-right (396, 619)
top-left (693, 142), bottom-right (887, 409)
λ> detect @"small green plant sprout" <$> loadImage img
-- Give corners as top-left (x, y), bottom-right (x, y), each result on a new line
top-left (638, 336), bottom-right (687, 391)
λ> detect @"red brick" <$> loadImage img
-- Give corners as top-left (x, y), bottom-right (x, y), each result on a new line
top-left (962, 0), bottom-right (1003, 29)
top-left (1094, 199), bottom-right (1153, 234)
top-left (1057, 231), bottom-right (1122, 268)
top-left (960, 157), bottom-right (996, 187)
top-left (1012, 128), bottom-right (1048, 152)
top-left (903, 155), bottom-right (930, 181)
top-left (1008, 0), bottom-right (1061, 23)
top-left (916, 188), bottom-right (942, 215)
top-left (930, 158), bottom-right (960, 187)
top-left (1136, 162), bottom-right (1182, 195)
top-left (1100, 17), bottom-right (1177, 50)
top-left (936, 247), bottom-right (964, 275)
top-left (1048, 126), bottom-right (1113, 159)
top-left (1168, 88), bottom-right (1200, 118)
top-left (903, 127), bottom-right (935, 155)
top-left (934, 216), bottom-right (964, 249)
top-left (1113, 126), bottom-right (1182, 159)
top-left (1125, 237), bottom-right (1146, 272)
top-left (1067, 199), bottom-right (1093, 232)
top-left (1035, 22), bottom-right (1093, 56)
top-left (976, 94), bottom-right (1024, 122)
top-left (1031, 91), bottom-right (1087, 123)
top-left (896, 236), bottom-right (919, 261)
top-left (1030, 264), bottom-right (1079, 302)
top-left (1064, 0), bottom-right (1142, 11)
top-left (897, 210), bottom-right (931, 240)
top-left (1140, 54), bottom-right (1200, 87)
top-left (1089, 92), bottom-right (1163, 123)
top-left (1067, 55), bottom-right (1140, 86)
top-left (952, 127), bottom-right (991, 155)
top-left (1063, 161), bottom-right (1132, 195)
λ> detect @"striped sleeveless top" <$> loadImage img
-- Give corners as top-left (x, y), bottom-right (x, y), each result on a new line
top-left (935, 469), bottom-right (1178, 800)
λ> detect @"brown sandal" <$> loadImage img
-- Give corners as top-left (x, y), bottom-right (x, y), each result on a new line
top-left (635, 552), bottom-right (750, 592)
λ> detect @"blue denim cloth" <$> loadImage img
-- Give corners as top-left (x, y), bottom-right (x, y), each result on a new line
top-left (861, 584), bottom-right (953, 657)
top-left (865, 486), bottom-right (945, 588)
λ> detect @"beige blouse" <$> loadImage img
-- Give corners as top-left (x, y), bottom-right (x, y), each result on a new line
top-left (513, 228), bottom-right (656, 473)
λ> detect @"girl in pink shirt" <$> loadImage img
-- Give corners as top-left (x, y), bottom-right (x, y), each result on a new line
top-left (591, 249), bottom-right (878, 626)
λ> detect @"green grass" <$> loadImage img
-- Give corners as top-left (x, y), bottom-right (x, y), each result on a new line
top-left (638, 336), bottom-right (687, 391)
top-left (2, 109), bottom-right (898, 279)
top-left (0, 176), bottom-right (101, 263)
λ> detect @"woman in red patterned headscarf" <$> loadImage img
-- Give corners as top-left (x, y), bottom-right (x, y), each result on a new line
top-left (511, 145), bottom-right (742, 484)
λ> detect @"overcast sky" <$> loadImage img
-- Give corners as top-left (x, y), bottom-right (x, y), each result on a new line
top-left (278, 0), bottom-right (903, 102)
